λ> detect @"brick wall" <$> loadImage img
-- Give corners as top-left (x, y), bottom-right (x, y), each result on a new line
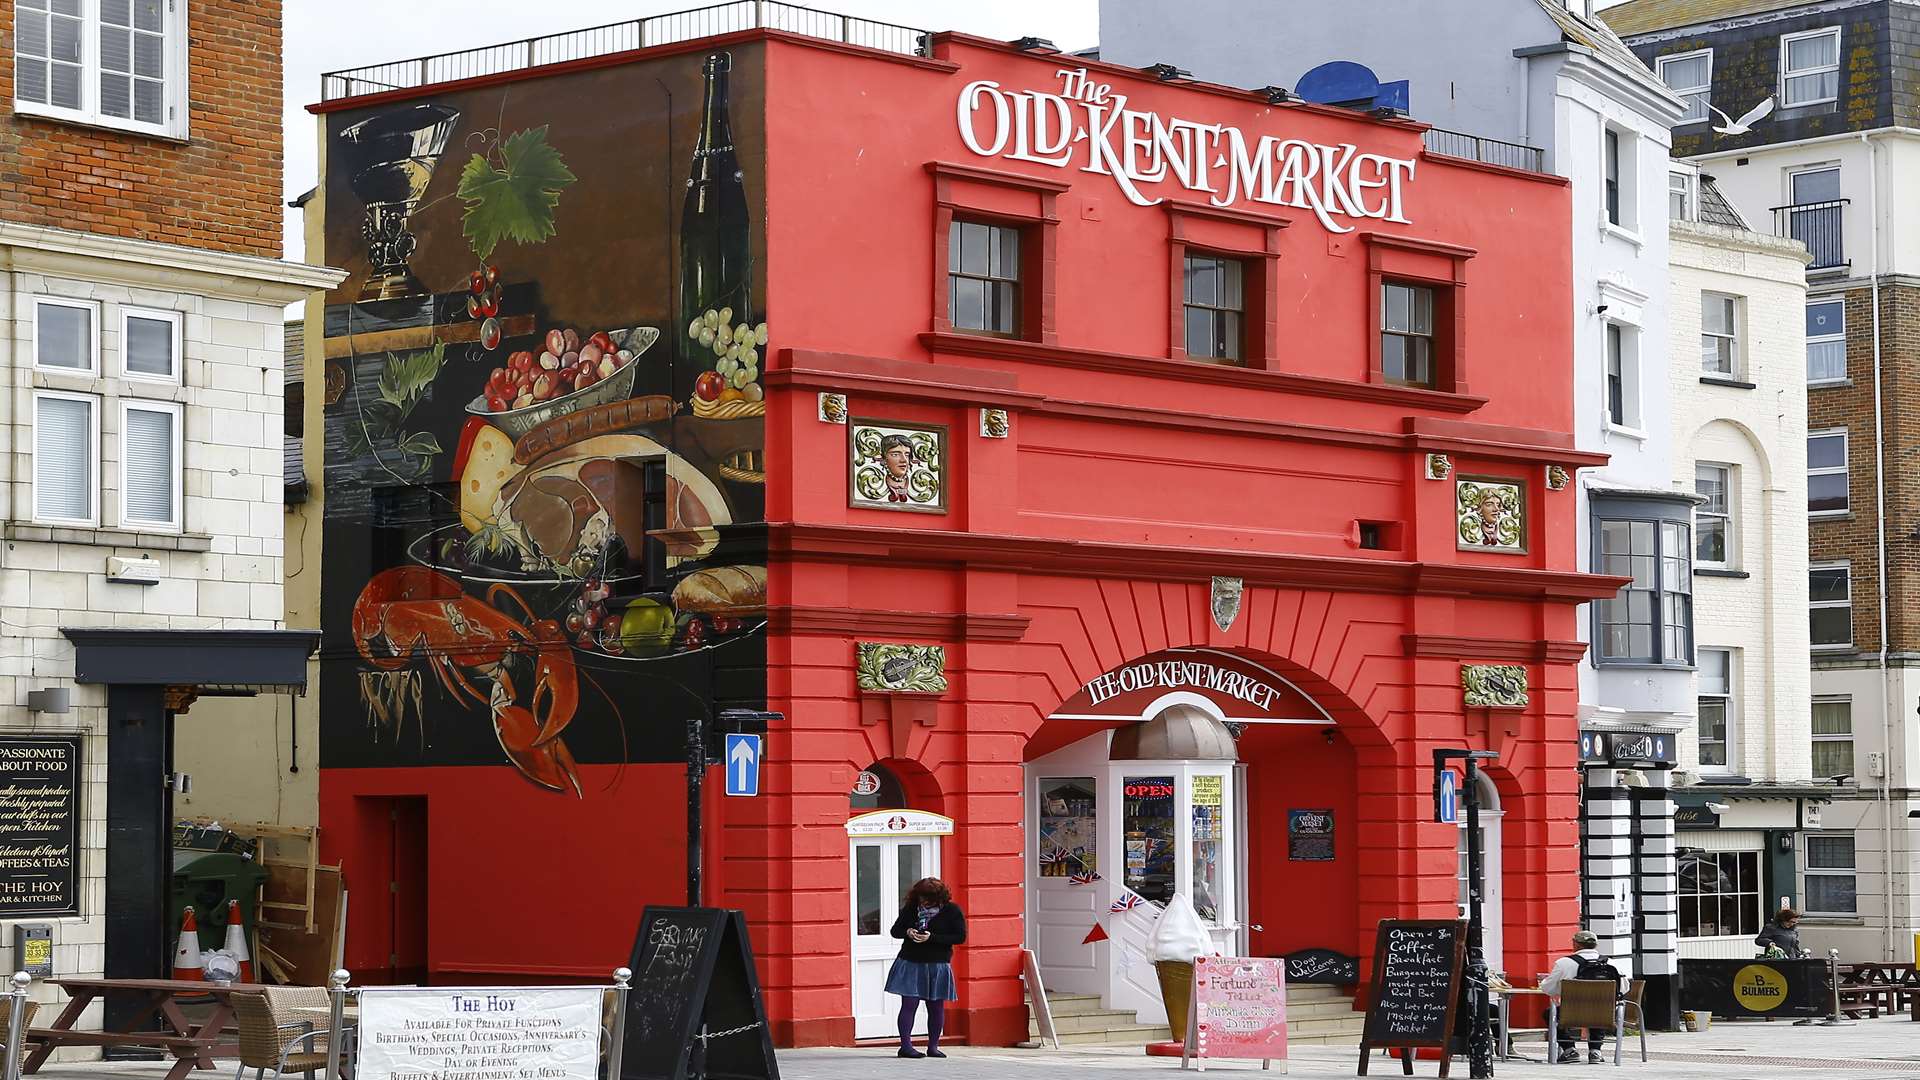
top-left (0, 0), bottom-right (283, 257)
top-left (1808, 281), bottom-right (1920, 658)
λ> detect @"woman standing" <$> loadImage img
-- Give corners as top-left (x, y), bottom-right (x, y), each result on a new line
top-left (1755, 908), bottom-right (1802, 956)
top-left (886, 877), bottom-right (966, 1058)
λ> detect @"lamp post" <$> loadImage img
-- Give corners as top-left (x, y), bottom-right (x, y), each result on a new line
top-left (687, 706), bottom-right (782, 906)
top-left (1436, 748), bottom-right (1501, 1080)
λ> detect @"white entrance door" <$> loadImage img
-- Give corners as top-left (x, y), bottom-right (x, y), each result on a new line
top-left (1455, 773), bottom-right (1505, 974)
top-left (851, 835), bottom-right (939, 1039)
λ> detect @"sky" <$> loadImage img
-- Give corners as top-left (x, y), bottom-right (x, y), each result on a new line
top-left (281, 0), bottom-right (1631, 262)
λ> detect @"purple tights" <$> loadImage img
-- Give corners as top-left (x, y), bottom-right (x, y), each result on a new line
top-left (897, 997), bottom-right (945, 1051)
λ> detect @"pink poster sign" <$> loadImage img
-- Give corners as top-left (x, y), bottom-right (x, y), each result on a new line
top-left (1189, 955), bottom-right (1289, 1068)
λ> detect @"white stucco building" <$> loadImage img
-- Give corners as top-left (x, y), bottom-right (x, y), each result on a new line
top-left (1098, 0), bottom-right (1692, 1021)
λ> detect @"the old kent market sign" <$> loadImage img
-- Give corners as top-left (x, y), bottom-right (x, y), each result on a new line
top-left (957, 67), bottom-right (1418, 233)
top-left (1052, 649), bottom-right (1332, 724)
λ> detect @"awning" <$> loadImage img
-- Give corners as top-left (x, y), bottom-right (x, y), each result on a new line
top-left (60, 628), bottom-right (319, 693)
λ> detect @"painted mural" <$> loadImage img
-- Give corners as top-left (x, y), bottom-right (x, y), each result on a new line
top-left (318, 49), bottom-right (769, 794)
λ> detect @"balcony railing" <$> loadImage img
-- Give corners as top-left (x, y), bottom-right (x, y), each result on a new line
top-left (1773, 198), bottom-right (1848, 272)
top-left (1421, 128), bottom-right (1547, 174)
top-left (320, 1), bottom-right (929, 101)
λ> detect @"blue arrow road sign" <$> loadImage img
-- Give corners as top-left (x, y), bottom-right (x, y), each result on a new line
top-left (1436, 768), bottom-right (1458, 824)
top-left (724, 733), bottom-right (761, 797)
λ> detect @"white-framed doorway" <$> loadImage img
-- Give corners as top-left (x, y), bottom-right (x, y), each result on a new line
top-left (1455, 771), bottom-right (1505, 974)
top-left (848, 810), bottom-right (951, 1040)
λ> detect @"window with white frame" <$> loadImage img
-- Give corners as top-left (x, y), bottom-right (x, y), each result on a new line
top-left (1658, 50), bottom-right (1712, 124)
top-left (1701, 293), bottom-right (1741, 377)
top-left (1697, 648), bottom-right (1733, 769)
top-left (1811, 696), bottom-right (1854, 779)
top-left (12, 0), bottom-right (186, 138)
top-left (1808, 430), bottom-right (1848, 515)
top-left (1669, 169), bottom-right (1695, 221)
top-left (1696, 462), bottom-right (1734, 568)
top-left (1810, 563), bottom-right (1852, 648)
top-left (1605, 320), bottom-right (1641, 429)
top-left (1603, 127), bottom-right (1635, 228)
top-left (1806, 299), bottom-right (1846, 383)
top-left (1679, 849), bottom-right (1763, 938)
top-left (32, 391), bottom-right (98, 526)
top-left (1780, 27), bottom-right (1841, 107)
top-left (121, 307), bottom-right (180, 382)
top-left (1804, 833), bottom-right (1857, 914)
top-left (120, 400), bottom-right (180, 530)
top-left (33, 297), bottom-right (97, 373)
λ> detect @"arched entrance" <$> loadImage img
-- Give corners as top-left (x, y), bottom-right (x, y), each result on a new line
top-left (1023, 647), bottom-right (1356, 1023)
top-left (847, 761), bottom-right (950, 1039)
top-left (1456, 771), bottom-right (1505, 973)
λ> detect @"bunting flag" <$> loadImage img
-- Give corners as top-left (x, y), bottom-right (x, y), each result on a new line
top-left (1068, 871), bottom-right (1102, 885)
top-left (1039, 848), bottom-right (1067, 865)
top-left (1110, 892), bottom-right (1147, 913)
top-left (1082, 922), bottom-right (1109, 945)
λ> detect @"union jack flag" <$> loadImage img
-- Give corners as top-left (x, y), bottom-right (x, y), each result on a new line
top-left (1110, 893), bottom-right (1147, 913)
top-left (1039, 848), bottom-right (1067, 865)
top-left (1069, 871), bottom-right (1102, 885)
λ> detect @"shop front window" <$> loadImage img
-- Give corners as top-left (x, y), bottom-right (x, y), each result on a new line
top-left (1038, 777), bottom-right (1097, 878)
top-left (1679, 850), bottom-right (1762, 939)
top-left (1191, 774), bottom-right (1224, 922)
top-left (855, 843), bottom-right (882, 936)
top-left (1122, 775), bottom-right (1177, 905)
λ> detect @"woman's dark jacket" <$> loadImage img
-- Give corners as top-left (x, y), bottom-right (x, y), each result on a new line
top-left (1755, 923), bottom-right (1801, 954)
top-left (890, 904), bottom-right (967, 964)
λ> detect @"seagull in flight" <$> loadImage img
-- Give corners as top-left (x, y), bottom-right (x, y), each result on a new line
top-left (1708, 97), bottom-right (1775, 135)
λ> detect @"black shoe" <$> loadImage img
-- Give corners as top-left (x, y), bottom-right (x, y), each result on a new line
top-left (1557, 1050), bottom-right (1581, 1064)
top-left (1588, 1051), bottom-right (1605, 1064)
top-left (927, 1049), bottom-right (946, 1058)
top-left (898, 1047), bottom-right (924, 1059)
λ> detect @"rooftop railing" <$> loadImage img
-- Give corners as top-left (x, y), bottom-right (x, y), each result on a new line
top-left (1421, 128), bottom-right (1547, 174)
top-left (320, 1), bottom-right (930, 102)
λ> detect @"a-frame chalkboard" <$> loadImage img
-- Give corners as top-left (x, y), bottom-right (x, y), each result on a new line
top-left (621, 906), bottom-right (780, 1080)
top-left (1357, 919), bottom-right (1467, 1078)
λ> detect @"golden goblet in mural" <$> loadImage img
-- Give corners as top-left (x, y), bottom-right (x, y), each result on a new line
top-left (338, 103), bottom-right (461, 305)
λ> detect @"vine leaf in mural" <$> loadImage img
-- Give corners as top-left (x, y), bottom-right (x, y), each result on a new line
top-left (457, 126), bottom-right (577, 261)
top-left (346, 343), bottom-right (447, 479)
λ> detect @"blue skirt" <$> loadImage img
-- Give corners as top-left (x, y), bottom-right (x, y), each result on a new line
top-left (885, 958), bottom-right (957, 1001)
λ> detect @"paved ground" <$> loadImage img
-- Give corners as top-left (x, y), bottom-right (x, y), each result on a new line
top-left (16, 1015), bottom-right (1920, 1080)
top-left (775, 1015), bottom-right (1920, 1080)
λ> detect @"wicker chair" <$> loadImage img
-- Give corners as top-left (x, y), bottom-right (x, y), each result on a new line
top-left (0, 995), bottom-right (39, 1073)
top-left (1549, 979), bottom-right (1629, 1067)
top-left (232, 988), bottom-right (337, 1080)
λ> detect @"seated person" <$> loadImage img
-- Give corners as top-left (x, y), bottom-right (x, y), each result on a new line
top-left (1538, 930), bottom-right (1625, 1064)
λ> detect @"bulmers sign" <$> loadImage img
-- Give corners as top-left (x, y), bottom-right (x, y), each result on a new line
top-left (956, 67), bottom-right (1418, 233)
top-left (1051, 648), bottom-right (1330, 724)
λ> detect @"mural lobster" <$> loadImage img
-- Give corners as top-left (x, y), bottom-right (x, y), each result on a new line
top-left (351, 567), bottom-right (583, 796)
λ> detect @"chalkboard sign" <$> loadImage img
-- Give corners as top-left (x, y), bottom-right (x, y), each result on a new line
top-left (1288, 808), bottom-right (1335, 861)
top-left (621, 906), bottom-right (779, 1080)
top-left (0, 736), bottom-right (80, 916)
top-left (1284, 947), bottom-right (1359, 986)
top-left (1358, 919), bottom-right (1466, 1078)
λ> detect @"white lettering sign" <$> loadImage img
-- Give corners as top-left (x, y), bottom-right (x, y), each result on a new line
top-left (1082, 660), bottom-right (1283, 713)
top-left (957, 68), bottom-right (1417, 233)
top-left (357, 987), bottom-right (602, 1080)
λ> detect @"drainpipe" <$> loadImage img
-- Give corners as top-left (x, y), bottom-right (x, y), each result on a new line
top-left (1859, 131), bottom-right (1893, 961)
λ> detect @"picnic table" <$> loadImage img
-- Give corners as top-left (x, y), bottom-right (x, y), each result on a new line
top-left (22, 977), bottom-right (272, 1080)
top-left (1836, 962), bottom-right (1918, 1019)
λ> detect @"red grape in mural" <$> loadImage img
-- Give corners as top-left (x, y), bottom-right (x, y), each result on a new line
top-left (350, 566), bottom-right (584, 796)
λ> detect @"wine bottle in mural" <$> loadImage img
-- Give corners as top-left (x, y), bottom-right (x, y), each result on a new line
top-left (680, 52), bottom-right (752, 362)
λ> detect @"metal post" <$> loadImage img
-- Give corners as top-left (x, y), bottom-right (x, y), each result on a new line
top-left (327, 969), bottom-right (350, 1080)
top-left (1819, 948), bottom-right (1850, 1026)
top-left (5, 972), bottom-right (29, 1080)
top-left (607, 968), bottom-right (630, 1080)
top-left (687, 711), bottom-right (707, 906)
top-left (1464, 760), bottom-right (1493, 1079)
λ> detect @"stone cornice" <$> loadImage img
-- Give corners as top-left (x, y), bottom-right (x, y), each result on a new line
top-left (0, 222), bottom-right (346, 302)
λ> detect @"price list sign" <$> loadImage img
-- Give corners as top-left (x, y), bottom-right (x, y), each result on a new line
top-left (1358, 919), bottom-right (1466, 1078)
top-left (0, 736), bottom-right (80, 916)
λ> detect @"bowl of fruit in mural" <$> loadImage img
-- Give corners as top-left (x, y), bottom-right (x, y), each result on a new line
top-left (687, 307), bottom-right (768, 420)
top-left (466, 326), bottom-right (660, 441)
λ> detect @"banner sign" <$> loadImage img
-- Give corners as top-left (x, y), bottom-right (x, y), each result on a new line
top-left (1051, 648), bottom-right (1328, 724)
top-left (957, 68), bottom-right (1418, 233)
top-left (1679, 958), bottom-right (1830, 1019)
top-left (0, 736), bottom-right (80, 916)
top-left (357, 987), bottom-right (602, 1080)
top-left (1186, 955), bottom-right (1288, 1067)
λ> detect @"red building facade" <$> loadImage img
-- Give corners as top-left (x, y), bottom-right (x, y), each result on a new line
top-left (312, 24), bottom-right (1611, 1050)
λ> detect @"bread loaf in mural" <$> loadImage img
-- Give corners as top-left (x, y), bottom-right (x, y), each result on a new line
top-left (672, 565), bottom-right (766, 615)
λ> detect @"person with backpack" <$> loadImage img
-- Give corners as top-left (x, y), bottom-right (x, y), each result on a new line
top-left (1538, 930), bottom-right (1626, 1064)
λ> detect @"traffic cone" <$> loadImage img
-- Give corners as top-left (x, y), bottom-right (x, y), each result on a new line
top-left (171, 907), bottom-right (203, 981)
top-left (222, 900), bottom-right (253, 983)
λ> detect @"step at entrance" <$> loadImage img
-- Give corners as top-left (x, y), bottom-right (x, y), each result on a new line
top-left (1027, 984), bottom-right (1367, 1047)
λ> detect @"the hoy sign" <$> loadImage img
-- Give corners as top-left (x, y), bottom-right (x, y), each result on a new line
top-left (956, 67), bottom-right (1418, 234)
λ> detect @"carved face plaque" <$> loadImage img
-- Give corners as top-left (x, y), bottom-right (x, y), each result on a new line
top-left (850, 421), bottom-right (945, 512)
top-left (1211, 576), bottom-right (1244, 632)
top-left (1456, 476), bottom-right (1525, 553)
